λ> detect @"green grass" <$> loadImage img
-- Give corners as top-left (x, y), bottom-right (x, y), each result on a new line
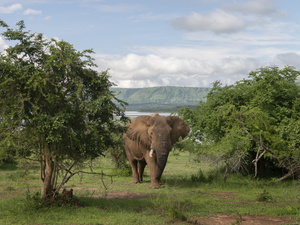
top-left (0, 151), bottom-right (299, 224)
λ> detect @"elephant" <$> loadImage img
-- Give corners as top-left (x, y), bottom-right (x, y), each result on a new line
top-left (123, 113), bottom-right (190, 188)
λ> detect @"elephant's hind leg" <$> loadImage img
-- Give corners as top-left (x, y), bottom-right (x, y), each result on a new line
top-left (128, 159), bottom-right (140, 183)
top-left (138, 159), bottom-right (146, 182)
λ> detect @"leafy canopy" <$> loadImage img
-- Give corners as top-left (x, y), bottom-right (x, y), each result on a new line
top-left (0, 20), bottom-right (127, 197)
top-left (180, 66), bottom-right (300, 179)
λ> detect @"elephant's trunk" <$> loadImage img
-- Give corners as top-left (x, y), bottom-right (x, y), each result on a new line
top-left (155, 149), bottom-right (169, 180)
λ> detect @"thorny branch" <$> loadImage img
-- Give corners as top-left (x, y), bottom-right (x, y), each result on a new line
top-left (240, 123), bottom-right (299, 182)
top-left (55, 162), bottom-right (118, 192)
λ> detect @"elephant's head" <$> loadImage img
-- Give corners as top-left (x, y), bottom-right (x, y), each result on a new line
top-left (125, 113), bottom-right (190, 183)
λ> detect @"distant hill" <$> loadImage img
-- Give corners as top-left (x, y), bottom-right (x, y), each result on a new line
top-left (111, 86), bottom-right (211, 112)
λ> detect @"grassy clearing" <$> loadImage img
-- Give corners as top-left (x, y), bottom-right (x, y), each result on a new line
top-left (0, 151), bottom-right (299, 224)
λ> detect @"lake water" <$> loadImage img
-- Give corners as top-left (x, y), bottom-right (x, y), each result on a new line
top-left (125, 111), bottom-right (172, 119)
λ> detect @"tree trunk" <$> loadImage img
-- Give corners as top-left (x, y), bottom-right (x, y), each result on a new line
top-left (111, 153), bottom-right (120, 168)
top-left (41, 144), bottom-right (54, 200)
top-left (38, 134), bottom-right (45, 182)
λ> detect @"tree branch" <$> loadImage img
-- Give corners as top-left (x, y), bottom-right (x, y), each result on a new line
top-left (270, 168), bottom-right (300, 184)
top-left (252, 146), bottom-right (266, 178)
top-left (55, 162), bottom-right (119, 192)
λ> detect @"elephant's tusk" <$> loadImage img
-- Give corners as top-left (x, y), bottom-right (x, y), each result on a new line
top-left (149, 149), bottom-right (154, 157)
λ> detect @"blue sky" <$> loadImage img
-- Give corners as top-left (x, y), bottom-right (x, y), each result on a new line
top-left (1, 0), bottom-right (300, 88)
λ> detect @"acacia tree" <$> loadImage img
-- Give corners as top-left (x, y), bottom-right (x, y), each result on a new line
top-left (180, 66), bottom-right (300, 180)
top-left (0, 20), bottom-right (127, 200)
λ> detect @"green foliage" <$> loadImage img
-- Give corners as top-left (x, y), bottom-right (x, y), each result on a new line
top-left (0, 20), bottom-right (127, 198)
top-left (112, 86), bottom-right (210, 112)
top-left (106, 131), bottom-right (129, 170)
top-left (256, 189), bottom-right (273, 202)
top-left (173, 137), bottom-right (193, 150)
top-left (190, 169), bottom-right (211, 183)
top-left (179, 66), bottom-right (300, 179)
top-left (190, 165), bottom-right (228, 183)
top-left (25, 189), bottom-right (80, 210)
top-left (111, 163), bottom-right (132, 177)
top-left (25, 191), bottom-right (48, 210)
top-left (152, 190), bottom-right (188, 222)
top-left (0, 161), bottom-right (17, 170)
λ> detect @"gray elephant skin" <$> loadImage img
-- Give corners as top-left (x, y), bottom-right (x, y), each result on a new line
top-left (123, 113), bottom-right (190, 188)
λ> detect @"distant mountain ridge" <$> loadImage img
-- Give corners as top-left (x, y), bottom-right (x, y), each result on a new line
top-left (111, 86), bottom-right (210, 112)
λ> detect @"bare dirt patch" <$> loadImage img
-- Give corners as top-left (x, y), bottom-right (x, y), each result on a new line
top-left (71, 187), bottom-right (99, 191)
top-left (69, 187), bottom-right (154, 199)
top-left (194, 214), bottom-right (297, 225)
top-left (206, 191), bottom-right (236, 199)
top-left (0, 193), bottom-right (20, 199)
top-left (191, 190), bottom-right (236, 200)
top-left (91, 192), bottom-right (153, 199)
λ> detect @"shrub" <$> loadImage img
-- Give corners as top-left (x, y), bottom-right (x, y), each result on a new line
top-left (112, 163), bottom-right (132, 177)
top-left (152, 191), bottom-right (188, 221)
top-left (256, 189), bottom-right (273, 202)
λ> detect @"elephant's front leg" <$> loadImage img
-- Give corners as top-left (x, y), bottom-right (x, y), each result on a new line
top-left (124, 141), bottom-right (141, 183)
top-left (144, 154), bottom-right (161, 188)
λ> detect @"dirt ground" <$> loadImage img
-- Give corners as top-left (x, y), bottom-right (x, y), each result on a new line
top-left (92, 191), bottom-right (153, 199)
top-left (193, 214), bottom-right (296, 225)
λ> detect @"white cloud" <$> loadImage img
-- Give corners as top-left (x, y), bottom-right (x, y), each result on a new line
top-left (219, 57), bottom-right (259, 76)
top-left (0, 3), bottom-right (22, 14)
top-left (44, 16), bottom-right (52, 20)
top-left (172, 0), bottom-right (288, 35)
top-left (225, 0), bottom-right (286, 17)
top-left (95, 16), bottom-right (296, 88)
top-left (183, 22), bottom-right (300, 49)
top-left (94, 50), bottom-right (261, 88)
top-left (273, 53), bottom-right (300, 68)
top-left (172, 9), bottom-right (247, 34)
top-left (23, 8), bottom-right (42, 15)
top-left (96, 53), bottom-right (215, 79)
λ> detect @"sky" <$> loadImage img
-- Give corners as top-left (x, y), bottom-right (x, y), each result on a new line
top-left (0, 0), bottom-right (300, 88)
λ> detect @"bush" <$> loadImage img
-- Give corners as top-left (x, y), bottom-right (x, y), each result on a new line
top-left (112, 163), bottom-right (132, 177)
top-left (25, 189), bottom-right (80, 210)
top-left (152, 192), bottom-right (188, 222)
top-left (179, 66), bottom-right (300, 180)
top-left (25, 191), bottom-right (48, 210)
top-left (256, 189), bottom-right (273, 202)
top-left (191, 169), bottom-right (211, 183)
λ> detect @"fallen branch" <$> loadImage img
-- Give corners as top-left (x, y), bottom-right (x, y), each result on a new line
top-left (269, 169), bottom-right (298, 184)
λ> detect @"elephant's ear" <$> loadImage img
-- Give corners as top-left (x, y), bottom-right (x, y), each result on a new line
top-left (168, 116), bottom-right (190, 145)
top-left (125, 116), bottom-right (151, 147)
